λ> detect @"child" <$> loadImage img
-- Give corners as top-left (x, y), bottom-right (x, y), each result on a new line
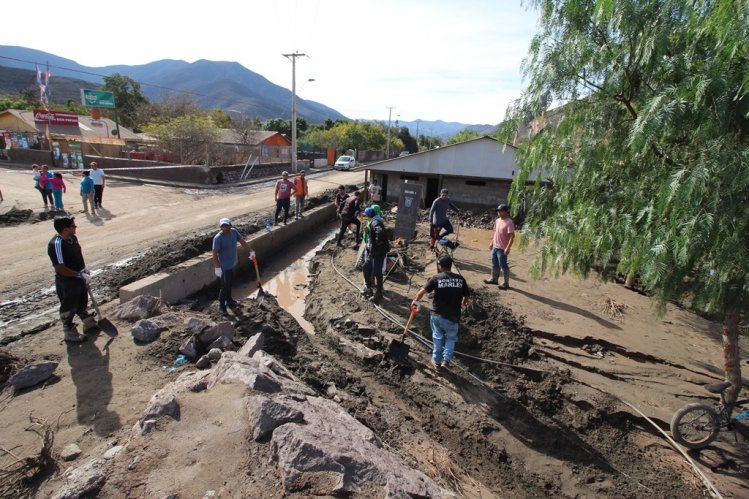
top-left (80, 170), bottom-right (95, 215)
top-left (50, 172), bottom-right (66, 211)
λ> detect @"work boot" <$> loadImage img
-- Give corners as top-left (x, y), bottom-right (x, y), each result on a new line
top-left (484, 266), bottom-right (500, 285)
top-left (360, 287), bottom-right (373, 298)
top-left (63, 326), bottom-right (86, 343)
top-left (369, 289), bottom-right (383, 303)
top-left (430, 358), bottom-right (441, 370)
top-left (499, 269), bottom-right (510, 290)
top-left (82, 316), bottom-right (98, 332)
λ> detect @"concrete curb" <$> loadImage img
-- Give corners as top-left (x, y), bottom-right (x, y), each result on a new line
top-left (119, 203), bottom-right (337, 304)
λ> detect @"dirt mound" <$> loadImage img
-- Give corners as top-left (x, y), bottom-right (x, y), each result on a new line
top-left (0, 208), bottom-right (58, 227)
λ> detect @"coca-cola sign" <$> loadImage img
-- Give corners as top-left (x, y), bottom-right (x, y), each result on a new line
top-left (33, 110), bottom-right (80, 126)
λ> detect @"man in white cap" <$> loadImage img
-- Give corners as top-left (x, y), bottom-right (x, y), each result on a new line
top-left (212, 218), bottom-right (254, 315)
top-left (274, 171), bottom-right (295, 225)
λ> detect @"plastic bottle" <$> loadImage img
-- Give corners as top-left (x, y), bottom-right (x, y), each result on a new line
top-left (265, 218), bottom-right (272, 232)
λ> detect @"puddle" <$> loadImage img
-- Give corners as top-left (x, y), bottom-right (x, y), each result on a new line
top-left (235, 227), bottom-right (336, 334)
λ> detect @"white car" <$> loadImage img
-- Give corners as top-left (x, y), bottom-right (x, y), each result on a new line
top-left (334, 155), bottom-right (356, 170)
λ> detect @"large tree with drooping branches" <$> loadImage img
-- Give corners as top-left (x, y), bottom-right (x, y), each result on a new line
top-left (501, 0), bottom-right (749, 401)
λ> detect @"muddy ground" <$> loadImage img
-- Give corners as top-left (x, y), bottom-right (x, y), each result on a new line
top-left (1, 189), bottom-right (747, 497)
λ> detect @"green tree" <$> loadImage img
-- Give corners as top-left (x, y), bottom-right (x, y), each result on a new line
top-left (144, 115), bottom-right (220, 165)
top-left (501, 0), bottom-right (749, 400)
top-left (102, 73), bottom-right (149, 131)
top-left (263, 118), bottom-right (291, 136)
top-left (446, 129), bottom-right (481, 145)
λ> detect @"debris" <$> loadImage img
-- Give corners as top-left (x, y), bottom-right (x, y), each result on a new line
top-left (599, 296), bottom-right (627, 320)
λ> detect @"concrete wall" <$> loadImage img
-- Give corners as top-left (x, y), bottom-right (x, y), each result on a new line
top-left (382, 173), bottom-right (510, 208)
top-left (119, 202), bottom-right (337, 304)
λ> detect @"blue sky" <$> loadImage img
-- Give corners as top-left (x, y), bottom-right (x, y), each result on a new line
top-left (2, 0), bottom-right (540, 125)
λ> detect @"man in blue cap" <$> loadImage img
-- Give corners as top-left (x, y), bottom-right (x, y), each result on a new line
top-left (361, 207), bottom-right (390, 302)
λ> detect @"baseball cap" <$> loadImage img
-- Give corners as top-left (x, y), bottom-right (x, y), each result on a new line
top-left (496, 204), bottom-right (510, 212)
top-left (440, 188), bottom-right (448, 194)
top-left (219, 218), bottom-right (232, 227)
top-left (437, 254), bottom-right (453, 267)
top-left (282, 171), bottom-right (289, 176)
top-left (364, 207), bottom-right (375, 217)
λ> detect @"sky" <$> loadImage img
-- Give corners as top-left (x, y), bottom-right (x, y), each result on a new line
top-left (2, 0), bottom-right (540, 125)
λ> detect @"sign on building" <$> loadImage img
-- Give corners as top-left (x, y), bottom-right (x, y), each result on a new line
top-left (81, 89), bottom-right (116, 109)
top-left (33, 110), bottom-right (80, 126)
top-left (394, 181), bottom-right (423, 240)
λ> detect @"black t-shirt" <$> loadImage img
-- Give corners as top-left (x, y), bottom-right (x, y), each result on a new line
top-left (423, 271), bottom-right (470, 323)
top-left (48, 234), bottom-right (85, 274)
top-left (340, 196), bottom-right (361, 219)
top-left (368, 218), bottom-right (390, 256)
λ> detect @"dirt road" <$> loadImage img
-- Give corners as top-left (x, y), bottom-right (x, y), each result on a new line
top-left (1, 163), bottom-right (747, 497)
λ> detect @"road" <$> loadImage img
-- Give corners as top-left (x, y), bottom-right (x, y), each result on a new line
top-left (0, 165), bottom-right (365, 304)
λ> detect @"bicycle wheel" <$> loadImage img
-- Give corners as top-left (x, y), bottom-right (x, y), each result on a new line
top-left (670, 403), bottom-right (720, 449)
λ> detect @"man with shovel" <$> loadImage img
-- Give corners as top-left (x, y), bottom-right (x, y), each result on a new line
top-left (412, 255), bottom-right (470, 370)
top-left (47, 216), bottom-right (97, 342)
top-left (212, 218), bottom-right (254, 315)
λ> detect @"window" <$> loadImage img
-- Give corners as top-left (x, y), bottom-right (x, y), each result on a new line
top-left (466, 180), bottom-right (486, 186)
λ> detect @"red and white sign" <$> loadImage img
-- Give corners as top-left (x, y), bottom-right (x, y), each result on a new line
top-left (33, 110), bottom-right (80, 126)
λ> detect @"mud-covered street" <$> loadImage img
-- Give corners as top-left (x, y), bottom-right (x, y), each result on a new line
top-left (0, 165), bottom-right (747, 497)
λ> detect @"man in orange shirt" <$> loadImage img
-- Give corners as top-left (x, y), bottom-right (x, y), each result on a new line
top-left (294, 170), bottom-right (309, 219)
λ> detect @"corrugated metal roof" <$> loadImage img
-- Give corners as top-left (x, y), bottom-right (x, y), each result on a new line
top-left (0, 109), bottom-right (139, 140)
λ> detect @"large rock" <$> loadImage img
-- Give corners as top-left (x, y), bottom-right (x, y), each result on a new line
top-left (52, 459), bottom-right (106, 499)
top-left (10, 361), bottom-right (58, 391)
top-left (185, 316), bottom-right (215, 336)
top-left (130, 319), bottom-right (162, 343)
top-left (246, 395), bottom-right (305, 441)
top-left (198, 321), bottom-right (235, 344)
top-left (208, 335), bottom-right (235, 352)
top-left (208, 352), bottom-right (315, 397)
top-left (137, 371), bottom-right (210, 430)
top-left (270, 396), bottom-right (446, 497)
top-left (111, 295), bottom-right (161, 321)
top-left (237, 332), bottom-right (265, 357)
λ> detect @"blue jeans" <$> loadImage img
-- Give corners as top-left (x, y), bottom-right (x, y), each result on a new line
top-left (430, 314), bottom-right (459, 364)
top-left (491, 247), bottom-right (509, 273)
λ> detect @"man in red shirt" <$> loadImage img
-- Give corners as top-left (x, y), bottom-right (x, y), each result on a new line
top-left (484, 204), bottom-right (515, 289)
top-left (274, 171), bottom-right (295, 225)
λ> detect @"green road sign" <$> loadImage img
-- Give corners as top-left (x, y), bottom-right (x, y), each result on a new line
top-left (81, 89), bottom-right (116, 109)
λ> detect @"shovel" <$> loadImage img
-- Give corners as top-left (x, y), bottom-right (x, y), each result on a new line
top-left (386, 303), bottom-right (420, 360)
top-left (250, 256), bottom-right (266, 304)
top-left (86, 283), bottom-right (118, 337)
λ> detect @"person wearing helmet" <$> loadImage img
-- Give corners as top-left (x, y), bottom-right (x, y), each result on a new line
top-left (485, 204), bottom-right (515, 289)
top-left (361, 207), bottom-right (390, 302)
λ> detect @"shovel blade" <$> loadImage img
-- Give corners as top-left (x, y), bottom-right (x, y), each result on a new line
top-left (98, 318), bottom-right (118, 337)
top-left (386, 338), bottom-right (410, 360)
top-left (254, 285), bottom-right (266, 304)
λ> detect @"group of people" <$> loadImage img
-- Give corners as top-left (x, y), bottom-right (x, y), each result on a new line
top-left (274, 170), bottom-right (308, 225)
top-left (32, 162), bottom-right (105, 214)
top-left (47, 167), bottom-right (516, 375)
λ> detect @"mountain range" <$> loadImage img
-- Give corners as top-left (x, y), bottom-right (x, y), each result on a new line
top-left (0, 45), bottom-right (496, 139)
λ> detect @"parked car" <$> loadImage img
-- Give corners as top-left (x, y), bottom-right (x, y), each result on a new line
top-left (398, 151), bottom-right (410, 157)
top-left (334, 155), bottom-right (356, 170)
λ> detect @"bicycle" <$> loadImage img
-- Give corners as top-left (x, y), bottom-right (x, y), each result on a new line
top-left (670, 381), bottom-right (749, 449)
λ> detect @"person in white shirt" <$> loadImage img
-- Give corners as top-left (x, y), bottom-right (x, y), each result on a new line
top-left (88, 161), bottom-right (105, 209)
top-left (368, 178), bottom-right (382, 203)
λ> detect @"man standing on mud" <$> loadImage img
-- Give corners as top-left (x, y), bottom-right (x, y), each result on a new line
top-left (361, 207), bottom-right (390, 302)
top-left (294, 170), bottom-right (308, 219)
top-left (412, 255), bottom-right (470, 370)
top-left (429, 188), bottom-right (460, 249)
top-left (274, 171), bottom-right (295, 225)
top-left (337, 190), bottom-right (363, 248)
top-left (47, 216), bottom-right (97, 342)
top-left (212, 218), bottom-right (254, 315)
top-left (484, 204), bottom-right (515, 289)
top-left (88, 161), bottom-right (105, 209)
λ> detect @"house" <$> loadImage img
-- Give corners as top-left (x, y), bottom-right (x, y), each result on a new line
top-left (0, 108), bottom-right (139, 166)
top-left (365, 136), bottom-right (547, 208)
top-left (216, 129), bottom-right (291, 164)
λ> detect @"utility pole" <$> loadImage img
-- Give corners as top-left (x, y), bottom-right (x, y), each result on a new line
top-left (283, 51), bottom-right (307, 173)
top-left (385, 106), bottom-right (395, 159)
top-left (415, 119), bottom-right (420, 151)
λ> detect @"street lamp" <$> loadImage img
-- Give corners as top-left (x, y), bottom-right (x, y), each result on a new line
top-left (283, 51), bottom-right (308, 174)
top-left (385, 106), bottom-right (396, 159)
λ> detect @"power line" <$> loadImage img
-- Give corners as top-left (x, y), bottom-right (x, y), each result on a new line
top-left (0, 55), bottom-right (206, 98)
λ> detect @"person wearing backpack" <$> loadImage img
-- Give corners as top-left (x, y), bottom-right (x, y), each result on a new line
top-left (361, 207), bottom-right (390, 302)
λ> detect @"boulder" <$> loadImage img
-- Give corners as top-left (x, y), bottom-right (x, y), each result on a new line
top-left (237, 332), bottom-right (265, 357)
top-left (208, 335), bottom-right (235, 351)
top-left (52, 459), bottom-right (106, 499)
top-left (60, 443), bottom-right (81, 461)
top-left (207, 348), bottom-right (223, 361)
top-left (270, 396), bottom-right (445, 497)
top-left (10, 361), bottom-right (58, 391)
top-left (199, 321), bottom-right (235, 344)
top-left (246, 395), bottom-right (305, 441)
top-left (185, 316), bottom-right (215, 336)
top-left (179, 336), bottom-right (198, 359)
top-left (111, 295), bottom-right (161, 321)
top-left (131, 319), bottom-right (162, 343)
top-left (195, 355), bottom-right (211, 369)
